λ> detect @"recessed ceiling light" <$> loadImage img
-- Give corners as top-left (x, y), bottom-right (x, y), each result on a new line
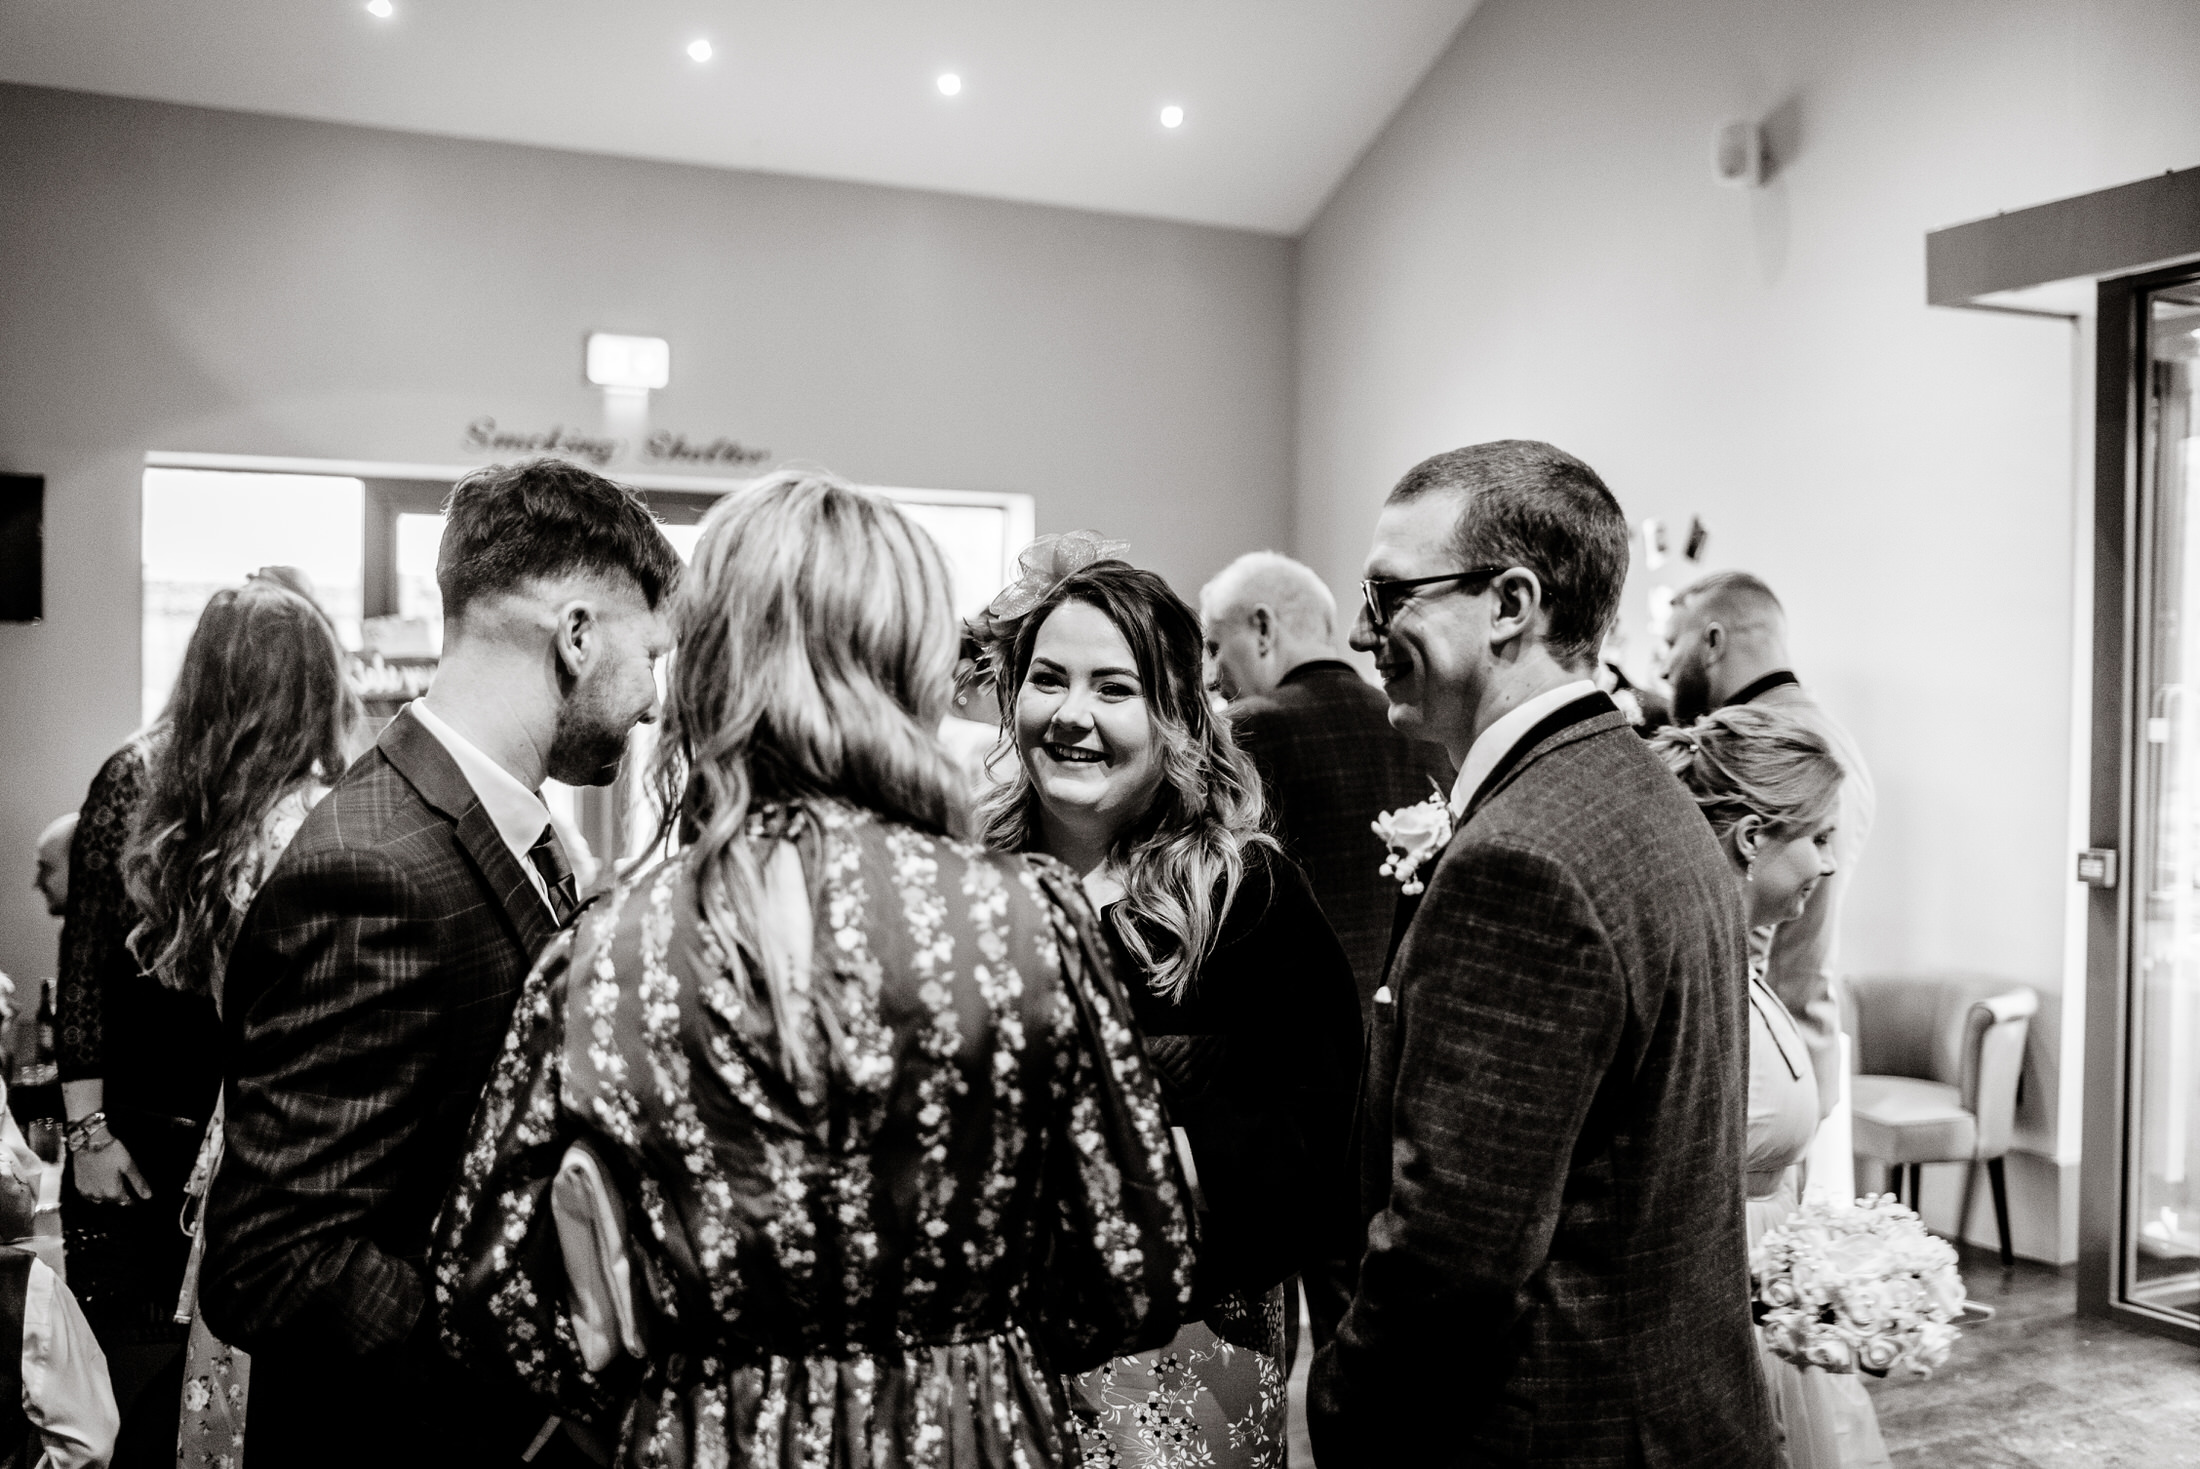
top-left (687, 38), bottom-right (713, 63)
top-left (1160, 105), bottom-right (1185, 129)
top-left (937, 73), bottom-right (963, 97)
top-left (365, 0), bottom-right (393, 17)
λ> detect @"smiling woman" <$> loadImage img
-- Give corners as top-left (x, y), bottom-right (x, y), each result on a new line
top-left (973, 556), bottom-right (1363, 1469)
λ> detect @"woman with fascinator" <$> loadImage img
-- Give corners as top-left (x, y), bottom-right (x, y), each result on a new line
top-left (434, 475), bottom-right (1194, 1467)
top-left (967, 535), bottom-right (1363, 1468)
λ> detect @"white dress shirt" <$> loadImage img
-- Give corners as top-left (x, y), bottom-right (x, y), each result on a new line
top-left (405, 700), bottom-right (558, 915)
top-left (1447, 678), bottom-right (1602, 820)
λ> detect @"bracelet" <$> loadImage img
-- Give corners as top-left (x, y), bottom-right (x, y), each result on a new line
top-left (63, 1112), bottom-right (113, 1155)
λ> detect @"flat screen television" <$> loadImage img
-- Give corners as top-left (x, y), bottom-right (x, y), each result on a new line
top-left (0, 474), bottom-right (40, 622)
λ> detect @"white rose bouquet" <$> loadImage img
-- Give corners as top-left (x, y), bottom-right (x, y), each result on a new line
top-left (1371, 789), bottom-right (1453, 895)
top-left (1751, 1194), bottom-right (1966, 1378)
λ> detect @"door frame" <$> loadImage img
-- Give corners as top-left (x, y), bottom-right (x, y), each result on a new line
top-left (2079, 260), bottom-right (2200, 1345)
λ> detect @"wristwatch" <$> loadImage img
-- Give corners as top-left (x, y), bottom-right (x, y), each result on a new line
top-left (63, 1111), bottom-right (114, 1155)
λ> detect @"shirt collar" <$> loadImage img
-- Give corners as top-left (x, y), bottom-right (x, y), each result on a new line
top-left (1449, 679), bottom-right (1601, 818)
top-left (404, 700), bottom-right (553, 868)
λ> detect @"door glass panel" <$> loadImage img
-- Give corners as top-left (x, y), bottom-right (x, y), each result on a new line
top-left (2134, 279), bottom-right (2200, 1321)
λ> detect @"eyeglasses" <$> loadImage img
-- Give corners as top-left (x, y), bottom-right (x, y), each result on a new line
top-left (1359, 566), bottom-right (1507, 632)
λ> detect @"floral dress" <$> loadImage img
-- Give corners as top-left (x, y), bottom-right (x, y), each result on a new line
top-left (433, 800), bottom-right (1194, 1468)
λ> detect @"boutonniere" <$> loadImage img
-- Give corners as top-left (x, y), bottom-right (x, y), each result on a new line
top-left (1372, 787), bottom-right (1453, 896)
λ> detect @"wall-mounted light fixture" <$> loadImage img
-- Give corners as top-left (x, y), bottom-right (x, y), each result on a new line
top-left (585, 333), bottom-right (671, 394)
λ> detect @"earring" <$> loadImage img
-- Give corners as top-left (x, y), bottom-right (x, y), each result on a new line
top-left (1745, 861), bottom-right (1756, 884)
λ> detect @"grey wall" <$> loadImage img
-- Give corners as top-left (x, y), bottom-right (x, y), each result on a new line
top-left (0, 82), bottom-right (1295, 990)
top-left (1293, 0), bottom-right (2200, 1261)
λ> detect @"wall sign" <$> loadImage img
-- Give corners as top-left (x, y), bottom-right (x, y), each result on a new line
top-left (462, 417), bottom-right (770, 472)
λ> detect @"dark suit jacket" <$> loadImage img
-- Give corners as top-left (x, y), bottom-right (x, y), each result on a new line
top-left (1227, 661), bottom-right (1454, 1016)
top-left (1308, 700), bottom-right (1773, 1468)
top-left (203, 708), bottom-right (564, 1467)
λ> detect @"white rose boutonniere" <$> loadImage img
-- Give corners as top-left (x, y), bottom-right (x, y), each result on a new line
top-left (1372, 789), bottom-right (1453, 896)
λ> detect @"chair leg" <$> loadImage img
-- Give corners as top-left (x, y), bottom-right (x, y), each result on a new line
top-left (1908, 1164), bottom-right (1923, 1211)
top-left (1988, 1157), bottom-right (2014, 1269)
top-left (1888, 1163), bottom-right (1906, 1204)
top-left (1958, 1160), bottom-right (1979, 1249)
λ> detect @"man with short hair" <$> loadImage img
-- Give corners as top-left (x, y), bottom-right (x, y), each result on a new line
top-left (1198, 551), bottom-right (1451, 1361)
top-left (1664, 570), bottom-right (1875, 1119)
top-left (204, 458), bottom-right (679, 1469)
top-left (1199, 551), bottom-right (1453, 1013)
top-left (1308, 440), bottom-right (1772, 1467)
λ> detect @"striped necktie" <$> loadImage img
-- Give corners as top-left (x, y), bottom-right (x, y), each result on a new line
top-left (528, 823), bottom-right (580, 925)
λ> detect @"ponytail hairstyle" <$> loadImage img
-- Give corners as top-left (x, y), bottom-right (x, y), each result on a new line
top-left (978, 561), bottom-right (1275, 1000)
top-left (1646, 704), bottom-right (1842, 852)
top-left (125, 580), bottom-right (353, 995)
top-left (653, 470), bottom-right (968, 1085)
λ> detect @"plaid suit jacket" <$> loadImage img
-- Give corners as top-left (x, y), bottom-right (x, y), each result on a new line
top-left (1308, 706), bottom-right (1773, 1468)
top-left (202, 707), bottom-right (559, 1366)
top-left (1228, 661), bottom-right (1455, 1017)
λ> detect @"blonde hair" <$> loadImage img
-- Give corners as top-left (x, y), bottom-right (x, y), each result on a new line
top-left (978, 561), bottom-right (1274, 1000)
top-left (1647, 704), bottom-right (1841, 846)
top-left (654, 470), bottom-right (968, 1081)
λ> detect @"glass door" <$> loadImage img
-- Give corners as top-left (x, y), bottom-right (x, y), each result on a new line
top-left (2095, 268), bottom-right (2200, 1340)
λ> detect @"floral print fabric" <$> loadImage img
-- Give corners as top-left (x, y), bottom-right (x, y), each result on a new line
top-left (433, 801), bottom-right (1194, 1468)
top-left (1066, 1288), bottom-right (1287, 1469)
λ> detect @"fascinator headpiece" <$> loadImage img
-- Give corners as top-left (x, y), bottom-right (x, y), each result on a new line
top-left (954, 530), bottom-right (1131, 708)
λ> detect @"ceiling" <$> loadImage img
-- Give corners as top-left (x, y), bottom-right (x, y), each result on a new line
top-left (0, 0), bottom-right (1480, 235)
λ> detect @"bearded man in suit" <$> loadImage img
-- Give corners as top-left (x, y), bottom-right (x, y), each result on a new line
top-left (1664, 570), bottom-right (1875, 1124)
top-left (1307, 440), bottom-right (1773, 1467)
top-left (203, 458), bottom-right (679, 1468)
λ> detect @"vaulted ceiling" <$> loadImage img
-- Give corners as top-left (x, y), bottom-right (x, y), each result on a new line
top-left (0, 0), bottom-right (1480, 234)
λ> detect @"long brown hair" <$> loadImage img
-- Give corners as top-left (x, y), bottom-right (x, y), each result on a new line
top-left (978, 561), bottom-right (1273, 1000)
top-left (652, 470), bottom-right (967, 1084)
top-left (125, 581), bottom-right (354, 995)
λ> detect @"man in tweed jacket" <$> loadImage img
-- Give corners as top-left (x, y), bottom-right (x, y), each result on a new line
top-left (203, 460), bottom-right (677, 1468)
top-left (1307, 442), bottom-right (1772, 1466)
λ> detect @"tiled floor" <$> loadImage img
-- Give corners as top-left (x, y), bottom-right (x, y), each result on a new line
top-left (1282, 1243), bottom-right (2200, 1468)
top-left (1869, 1243), bottom-right (2200, 1468)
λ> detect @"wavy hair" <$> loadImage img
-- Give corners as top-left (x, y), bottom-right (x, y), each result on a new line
top-left (978, 561), bottom-right (1274, 1000)
top-left (125, 581), bottom-right (354, 996)
top-left (653, 470), bottom-right (968, 1082)
top-left (1646, 704), bottom-right (1842, 848)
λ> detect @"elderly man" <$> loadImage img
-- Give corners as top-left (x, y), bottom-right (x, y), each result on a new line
top-left (1664, 570), bottom-right (1875, 1120)
top-left (33, 815), bottom-right (73, 918)
top-left (1200, 551), bottom-right (1453, 1015)
top-left (1309, 440), bottom-right (1770, 1467)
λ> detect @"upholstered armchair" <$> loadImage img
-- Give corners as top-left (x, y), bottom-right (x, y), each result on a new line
top-left (1845, 975), bottom-right (2038, 1267)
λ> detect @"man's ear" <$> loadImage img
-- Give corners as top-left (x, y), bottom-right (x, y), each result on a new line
top-left (1488, 568), bottom-right (1544, 645)
top-left (1702, 622), bottom-right (1727, 664)
top-left (552, 599), bottom-right (597, 687)
top-left (1250, 605), bottom-right (1274, 651)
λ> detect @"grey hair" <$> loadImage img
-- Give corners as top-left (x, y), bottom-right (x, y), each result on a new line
top-left (1198, 551), bottom-right (1337, 645)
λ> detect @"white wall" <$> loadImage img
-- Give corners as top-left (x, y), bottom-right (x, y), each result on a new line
top-left (1294, 0), bottom-right (2200, 1260)
top-left (0, 83), bottom-right (1293, 992)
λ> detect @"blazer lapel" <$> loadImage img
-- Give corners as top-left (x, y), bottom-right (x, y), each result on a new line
top-left (378, 708), bottom-right (562, 959)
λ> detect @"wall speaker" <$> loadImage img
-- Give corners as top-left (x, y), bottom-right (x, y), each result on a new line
top-left (1713, 121), bottom-right (1766, 189)
top-left (0, 474), bottom-right (43, 622)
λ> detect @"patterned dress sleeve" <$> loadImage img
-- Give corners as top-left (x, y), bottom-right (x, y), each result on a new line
top-left (430, 930), bottom-right (630, 1432)
top-left (54, 743), bottom-right (148, 1082)
top-left (1020, 858), bottom-right (1197, 1376)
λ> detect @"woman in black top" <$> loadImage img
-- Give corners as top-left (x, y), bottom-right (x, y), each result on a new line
top-left (57, 577), bottom-right (355, 1459)
top-left (973, 545), bottom-right (1362, 1468)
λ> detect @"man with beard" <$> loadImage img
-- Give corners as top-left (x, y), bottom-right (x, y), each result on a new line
top-left (1662, 570), bottom-right (1875, 1121)
top-left (203, 458), bottom-right (677, 1469)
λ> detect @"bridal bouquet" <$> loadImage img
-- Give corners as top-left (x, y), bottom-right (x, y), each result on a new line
top-left (1751, 1194), bottom-right (1965, 1378)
